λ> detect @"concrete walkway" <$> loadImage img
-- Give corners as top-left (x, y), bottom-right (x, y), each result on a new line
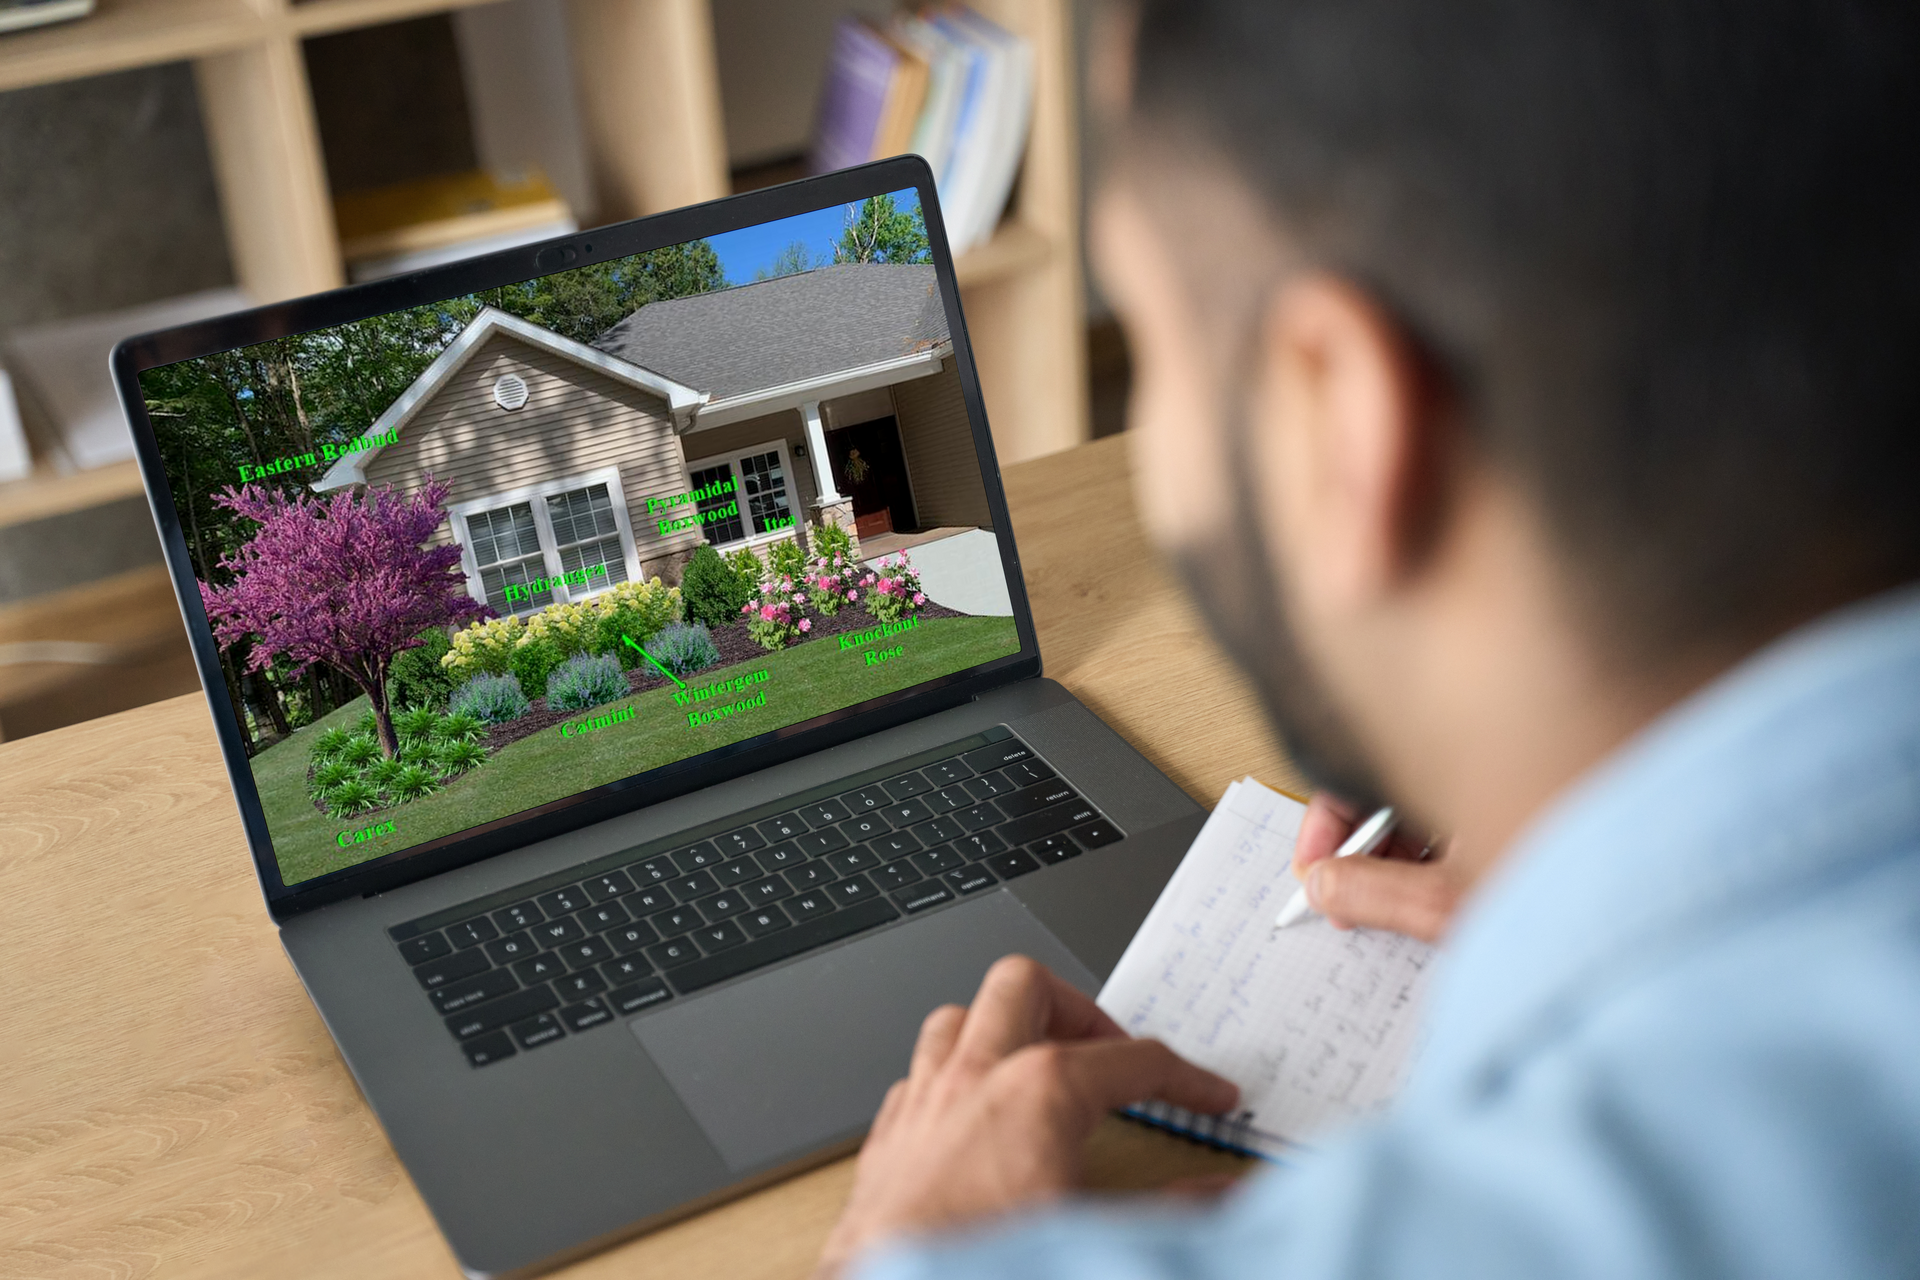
top-left (867, 527), bottom-right (1012, 617)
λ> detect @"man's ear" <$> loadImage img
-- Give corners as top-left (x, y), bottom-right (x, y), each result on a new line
top-left (1255, 275), bottom-right (1446, 616)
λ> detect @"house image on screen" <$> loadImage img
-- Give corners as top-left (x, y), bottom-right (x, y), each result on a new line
top-left (313, 262), bottom-right (993, 617)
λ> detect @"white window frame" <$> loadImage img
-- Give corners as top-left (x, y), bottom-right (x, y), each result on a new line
top-left (682, 439), bottom-right (802, 551)
top-left (448, 466), bottom-right (641, 614)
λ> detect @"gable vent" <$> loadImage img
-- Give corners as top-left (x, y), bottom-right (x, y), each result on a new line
top-left (493, 373), bottom-right (529, 410)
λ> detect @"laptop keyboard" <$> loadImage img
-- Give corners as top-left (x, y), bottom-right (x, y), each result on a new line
top-left (387, 728), bottom-right (1124, 1067)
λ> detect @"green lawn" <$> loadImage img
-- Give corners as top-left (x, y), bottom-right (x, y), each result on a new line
top-left (258, 614), bottom-right (1021, 885)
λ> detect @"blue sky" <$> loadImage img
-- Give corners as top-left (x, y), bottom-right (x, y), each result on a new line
top-left (707, 188), bottom-right (922, 286)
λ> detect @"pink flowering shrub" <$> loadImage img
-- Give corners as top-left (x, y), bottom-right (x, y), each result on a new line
top-left (743, 574), bottom-right (810, 651)
top-left (860, 553), bottom-right (925, 625)
top-left (805, 547), bottom-right (861, 616)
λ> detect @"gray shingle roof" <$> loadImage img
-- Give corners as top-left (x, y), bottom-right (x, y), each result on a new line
top-left (592, 262), bottom-right (950, 400)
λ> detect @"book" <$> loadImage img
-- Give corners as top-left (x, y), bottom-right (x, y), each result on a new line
top-left (332, 169), bottom-right (576, 284)
top-left (811, 18), bottom-right (908, 177)
top-left (0, 0), bottom-right (93, 35)
top-left (1097, 778), bottom-right (1436, 1160)
top-left (926, 7), bottom-right (1033, 254)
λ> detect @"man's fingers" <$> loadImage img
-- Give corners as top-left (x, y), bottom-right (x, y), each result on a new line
top-left (1021, 1036), bottom-right (1239, 1125)
top-left (910, 1004), bottom-right (966, 1080)
top-left (951, 956), bottom-right (1126, 1069)
top-left (1307, 853), bottom-right (1459, 943)
top-left (1291, 792), bottom-right (1362, 880)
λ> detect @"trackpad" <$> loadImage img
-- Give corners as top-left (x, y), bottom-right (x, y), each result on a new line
top-left (631, 891), bottom-right (1098, 1174)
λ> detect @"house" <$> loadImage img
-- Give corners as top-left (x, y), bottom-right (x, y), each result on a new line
top-left (314, 263), bottom-right (993, 617)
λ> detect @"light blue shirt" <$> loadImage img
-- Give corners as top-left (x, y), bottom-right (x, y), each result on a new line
top-left (859, 586), bottom-right (1920, 1279)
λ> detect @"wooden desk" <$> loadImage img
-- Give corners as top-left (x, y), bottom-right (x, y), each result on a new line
top-left (0, 436), bottom-right (1304, 1279)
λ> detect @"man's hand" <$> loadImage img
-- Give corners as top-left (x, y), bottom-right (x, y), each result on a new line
top-left (817, 955), bottom-right (1239, 1278)
top-left (1291, 793), bottom-right (1466, 943)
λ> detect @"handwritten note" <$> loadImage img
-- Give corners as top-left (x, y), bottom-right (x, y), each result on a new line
top-left (1098, 778), bottom-right (1434, 1157)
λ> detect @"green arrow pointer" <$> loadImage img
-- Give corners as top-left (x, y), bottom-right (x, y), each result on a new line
top-left (624, 634), bottom-right (686, 689)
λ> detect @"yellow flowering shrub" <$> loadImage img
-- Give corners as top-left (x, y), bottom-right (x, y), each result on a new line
top-left (440, 578), bottom-right (683, 681)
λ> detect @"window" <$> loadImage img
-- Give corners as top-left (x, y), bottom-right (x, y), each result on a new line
top-left (685, 441), bottom-right (797, 548)
top-left (451, 469), bottom-right (636, 616)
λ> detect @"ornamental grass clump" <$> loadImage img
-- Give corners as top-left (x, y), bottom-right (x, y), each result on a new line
top-left (313, 759), bottom-right (357, 790)
top-left (395, 704), bottom-right (440, 739)
top-left (435, 738), bottom-right (489, 775)
top-left (434, 711), bottom-right (485, 742)
top-left (338, 733), bottom-right (380, 766)
top-left (449, 673), bottom-right (531, 724)
top-left (645, 622), bottom-right (721, 676)
top-left (389, 764), bottom-right (440, 802)
top-left (861, 553), bottom-right (926, 625)
top-left (311, 727), bottom-right (354, 761)
top-left (325, 779), bottom-right (381, 816)
top-left (546, 653), bottom-right (627, 711)
top-left (744, 575), bottom-right (811, 651)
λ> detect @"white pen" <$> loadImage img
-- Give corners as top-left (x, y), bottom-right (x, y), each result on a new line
top-left (1272, 806), bottom-right (1399, 930)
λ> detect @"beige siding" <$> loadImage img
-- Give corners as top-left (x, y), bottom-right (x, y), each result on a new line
top-left (891, 362), bottom-right (992, 530)
top-left (362, 331), bottom-right (699, 565)
top-left (680, 410), bottom-right (819, 518)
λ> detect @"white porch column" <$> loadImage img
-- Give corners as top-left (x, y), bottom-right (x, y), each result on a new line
top-left (800, 400), bottom-right (842, 503)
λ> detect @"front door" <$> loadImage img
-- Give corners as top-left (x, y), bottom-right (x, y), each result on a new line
top-left (826, 416), bottom-right (918, 535)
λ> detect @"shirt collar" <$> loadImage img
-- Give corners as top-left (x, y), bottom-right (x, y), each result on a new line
top-left (1413, 582), bottom-right (1920, 1095)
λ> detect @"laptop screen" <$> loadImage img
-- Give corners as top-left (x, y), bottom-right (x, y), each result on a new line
top-left (136, 186), bottom-right (1023, 889)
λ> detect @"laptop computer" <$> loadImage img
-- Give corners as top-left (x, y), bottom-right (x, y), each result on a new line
top-left (112, 156), bottom-right (1207, 1278)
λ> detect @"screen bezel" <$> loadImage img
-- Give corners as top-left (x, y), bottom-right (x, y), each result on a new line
top-left (112, 156), bottom-right (1043, 921)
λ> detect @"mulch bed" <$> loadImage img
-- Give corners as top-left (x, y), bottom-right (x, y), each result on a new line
top-left (481, 601), bottom-right (963, 754)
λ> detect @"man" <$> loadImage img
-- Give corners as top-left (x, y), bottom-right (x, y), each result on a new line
top-left (815, 0), bottom-right (1920, 1276)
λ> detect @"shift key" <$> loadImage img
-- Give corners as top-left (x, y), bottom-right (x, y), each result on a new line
top-left (444, 984), bottom-right (558, 1040)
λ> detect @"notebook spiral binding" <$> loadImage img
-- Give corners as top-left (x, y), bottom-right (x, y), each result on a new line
top-left (1120, 1101), bottom-right (1291, 1162)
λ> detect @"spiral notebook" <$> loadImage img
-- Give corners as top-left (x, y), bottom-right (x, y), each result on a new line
top-left (1097, 778), bottom-right (1436, 1160)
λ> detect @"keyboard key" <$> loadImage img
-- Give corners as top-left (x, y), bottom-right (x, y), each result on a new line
top-left (798, 797), bottom-right (853, 826)
top-left (695, 888), bottom-right (749, 920)
top-left (842, 785), bottom-right (892, 812)
top-left (793, 828), bottom-right (849, 857)
top-left (871, 831), bottom-right (920, 859)
top-left (560, 1000), bottom-right (614, 1033)
top-left (926, 786), bottom-right (972, 813)
top-left (785, 862), bottom-right (835, 891)
top-left (462, 1029), bottom-right (516, 1067)
top-left (601, 954), bottom-right (652, 985)
top-left (484, 931), bottom-right (540, 964)
top-left (399, 931), bottom-right (451, 965)
top-left (558, 936), bottom-right (612, 969)
top-left (693, 920), bottom-right (747, 953)
top-left (444, 984), bottom-right (557, 1039)
top-left (882, 770), bottom-right (932, 800)
top-left (954, 831), bottom-right (1007, 861)
top-left (787, 889), bottom-right (835, 920)
top-left (555, 968), bottom-right (609, 1000)
top-left (649, 906), bottom-right (702, 937)
top-left (999, 803), bottom-right (1098, 847)
top-left (961, 740), bottom-right (1035, 774)
top-left (755, 841), bottom-right (807, 873)
top-left (891, 881), bottom-right (954, 913)
top-left (509, 1012), bottom-right (566, 1050)
top-left (713, 857), bottom-right (759, 887)
top-left (955, 803), bottom-right (1003, 832)
top-left (629, 857), bottom-right (675, 885)
top-left (826, 846), bottom-right (880, 876)
top-left (533, 917), bottom-right (586, 948)
top-left (1002, 759), bottom-right (1057, 788)
top-left (511, 952), bottom-right (570, 984)
top-left (430, 966), bottom-right (518, 1014)
top-left (585, 870), bottom-right (636, 901)
top-left (881, 799), bottom-right (932, 827)
top-left (964, 773), bottom-right (1015, 800)
top-left (414, 949), bottom-right (489, 990)
top-left (873, 860), bottom-right (923, 892)
top-left (911, 845), bottom-right (965, 876)
top-left (536, 885), bottom-right (592, 916)
top-left (645, 937), bottom-right (702, 969)
top-left (828, 874), bottom-right (881, 907)
top-left (608, 978), bottom-right (673, 1015)
top-left (944, 865), bottom-right (997, 895)
top-left (741, 876), bottom-right (792, 906)
top-left (629, 885), bottom-right (676, 915)
top-left (607, 920), bottom-right (659, 953)
top-left (1030, 834), bottom-right (1080, 864)
top-left (911, 814), bottom-right (966, 845)
top-left (669, 898), bottom-right (898, 994)
top-left (998, 781), bottom-right (1080, 819)
top-left (580, 901), bottom-right (630, 931)
top-left (446, 917), bottom-right (499, 949)
top-left (668, 870), bottom-right (719, 899)
top-left (670, 842), bottom-right (725, 872)
top-left (758, 812), bottom-right (810, 841)
top-left (493, 901), bottom-right (543, 932)
top-left (840, 813), bottom-right (891, 842)
top-left (984, 849), bottom-right (1042, 880)
top-left (715, 826), bottom-right (767, 856)
top-left (922, 758), bottom-right (972, 786)
top-left (739, 904), bottom-right (791, 937)
top-left (1070, 820), bottom-right (1123, 849)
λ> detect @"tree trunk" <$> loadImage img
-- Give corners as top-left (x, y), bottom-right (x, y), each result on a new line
top-left (221, 649), bottom-right (255, 754)
top-left (250, 668), bottom-right (292, 738)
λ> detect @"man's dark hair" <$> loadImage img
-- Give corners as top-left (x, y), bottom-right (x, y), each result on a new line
top-left (1127, 0), bottom-right (1920, 657)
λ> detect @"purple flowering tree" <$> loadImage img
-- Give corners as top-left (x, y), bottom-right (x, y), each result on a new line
top-left (200, 477), bottom-right (489, 757)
